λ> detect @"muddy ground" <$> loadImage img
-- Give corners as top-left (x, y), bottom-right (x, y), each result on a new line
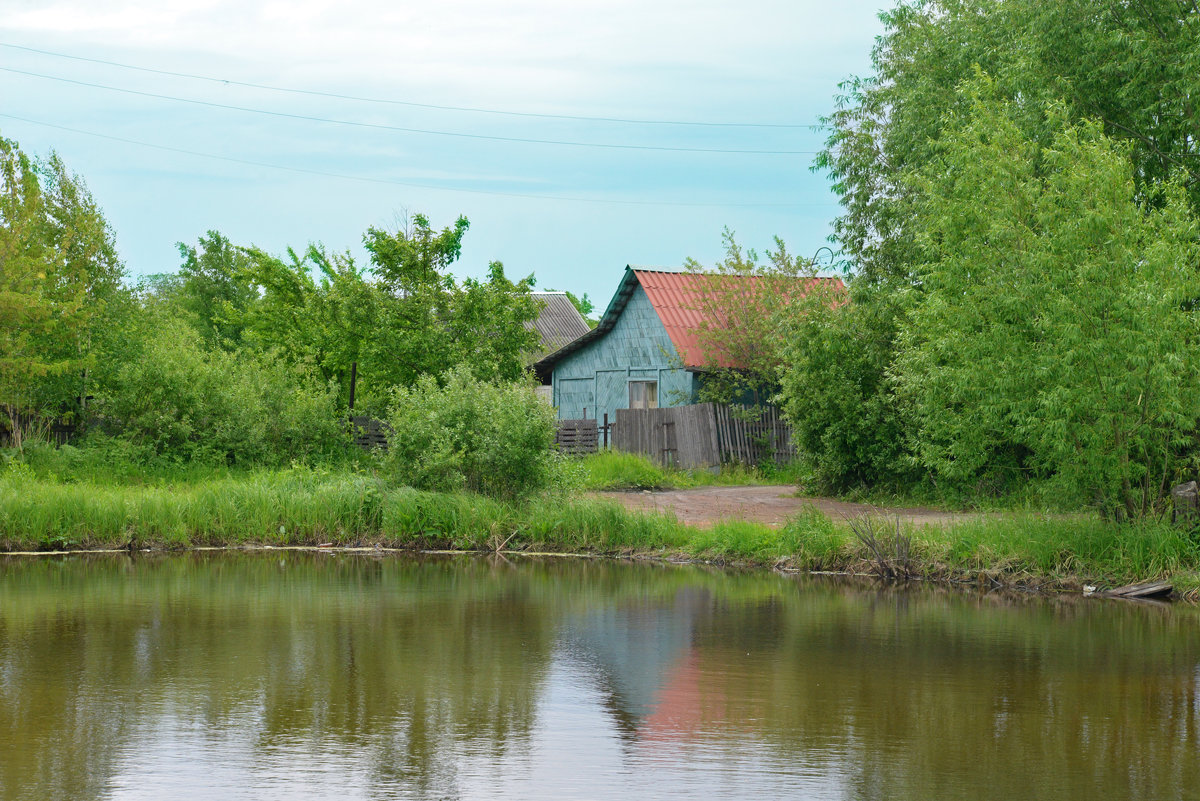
top-left (597, 485), bottom-right (976, 529)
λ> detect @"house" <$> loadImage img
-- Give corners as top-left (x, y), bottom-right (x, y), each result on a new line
top-left (533, 266), bottom-right (843, 421)
top-left (526, 292), bottom-right (592, 359)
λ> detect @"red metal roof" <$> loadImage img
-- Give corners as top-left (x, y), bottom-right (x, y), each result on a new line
top-left (632, 269), bottom-right (846, 369)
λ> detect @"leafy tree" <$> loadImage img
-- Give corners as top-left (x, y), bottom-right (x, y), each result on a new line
top-left (683, 229), bottom-right (817, 407)
top-left (821, 0), bottom-right (1200, 290)
top-left (361, 216), bottom-right (539, 389)
top-left (364, 213), bottom-right (469, 294)
top-left (789, 0), bottom-right (1200, 503)
top-left (175, 230), bottom-right (259, 349)
top-left (0, 136), bottom-right (124, 447)
top-left (777, 281), bottom-right (912, 492)
top-left (895, 83), bottom-right (1200, 517)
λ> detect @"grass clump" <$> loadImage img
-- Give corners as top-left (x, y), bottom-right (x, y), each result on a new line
top-left (575, 449), bottom-right (803, 491)
top-left (914, 514), bottom-right (1200, 585)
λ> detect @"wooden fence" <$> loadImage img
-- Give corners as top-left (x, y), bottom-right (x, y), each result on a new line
top-left (1, 411), bottom-right (79, 448)
top-left (349, 416), bottom-right (391, 451)
top-left (612, 403), bottom-right (795, 469)
top-left (713, 403), bottom-right (797, 466)
top-left (555, 418), bottom-right (598, 454)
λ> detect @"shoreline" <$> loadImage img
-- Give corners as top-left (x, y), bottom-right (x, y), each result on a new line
top-left (3, 472), bottom-right (1197, 600)
top-left (2, 539), bottom-right (1194, 603)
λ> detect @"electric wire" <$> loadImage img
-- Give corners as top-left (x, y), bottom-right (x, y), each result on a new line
top-left (0, 41), bottom-right (819, 129)
top-left (0, 112), bottom-right (839, 209)
top-left (0, 67), bottom-right (819, 155)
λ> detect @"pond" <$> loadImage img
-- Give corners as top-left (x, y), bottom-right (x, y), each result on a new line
top-left (1, 552), bottom-right (1196, 800)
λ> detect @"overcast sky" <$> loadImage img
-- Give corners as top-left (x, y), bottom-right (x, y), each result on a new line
top-left (2, 0), bottom-right (887, 306)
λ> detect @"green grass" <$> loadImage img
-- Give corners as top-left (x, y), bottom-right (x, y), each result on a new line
top-left (3, 458), bottom-right (1198, 594)
top-left (574, 449), bottom-right (804, 491)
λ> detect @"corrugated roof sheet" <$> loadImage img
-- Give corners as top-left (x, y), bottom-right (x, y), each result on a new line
top-left (526, 292), bottom-right (592, 356)
top-left (632, 269), bottom-right (845, 368)
top-left (532, 267), bottom-right (846, 376)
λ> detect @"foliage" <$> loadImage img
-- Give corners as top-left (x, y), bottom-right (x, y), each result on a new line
top-left (683, 228), bottom-right (818, 406)
top-left (896, 83), bottom-right (1200, 518)
top-left (819, 0), bottom-right (1200, 291)
top-left (0, 135), bottom-right (125, 447)
top-left (777, 279), bottom-right (912, 492)
top-left (94, 319), bottom-right (349, 466)
top-left (784, 1), bottom-right (1200, 515)
top-left (174, 230), bottom-right (259, 349)
top-left (384, 367), bottom-right (558, 498)
top-left (167, 215), bottom-right (545, 411)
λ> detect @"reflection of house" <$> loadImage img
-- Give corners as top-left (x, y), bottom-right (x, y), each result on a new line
top-left (559, 589), bottom-right (706, 734)
top-left (533, 267), bottom-right (842, 421)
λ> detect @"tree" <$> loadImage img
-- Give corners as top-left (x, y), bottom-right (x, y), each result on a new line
top-left (820, 0), bottom-right (1200, 291)
top-left (175, 230), bottom-right (259, 349)
top-left (0, 135), bottom-right (124, 447)
top-left (790, 0), bottom-right (1200, 502)
top-left (361, 216), bottom-right (539, 389)
top-left (895, 82), bottom-right (1200, 517)
top-left (683, 229), bottom-right (816, 407)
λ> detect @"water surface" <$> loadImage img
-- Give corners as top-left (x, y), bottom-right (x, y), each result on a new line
top-left (1, 553), bottom-right (1196, 800)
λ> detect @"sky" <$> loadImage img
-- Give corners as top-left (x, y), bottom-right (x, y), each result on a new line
top-left (1, 0), bottom-right (888, 307)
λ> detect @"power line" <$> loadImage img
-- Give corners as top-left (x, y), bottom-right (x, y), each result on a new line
top-left (0, 112), bottom-right (840, 209)
top-left (0, 41), bottom-right (820, 130)
top-left (0, 67), bottom-right (818, 156)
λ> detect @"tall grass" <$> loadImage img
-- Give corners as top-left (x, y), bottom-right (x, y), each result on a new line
top-left (3, 464), bottom-right (1197, 590)
top-left (574, 449), bottom-right (803, 491)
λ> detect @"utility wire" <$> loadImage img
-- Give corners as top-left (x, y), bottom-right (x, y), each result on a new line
top-left (0, 112), bottom-right (839, 209)
top-left (0, 67), bottom-right (818, 156)
top-left (0, 41), bottom-right (819, 130)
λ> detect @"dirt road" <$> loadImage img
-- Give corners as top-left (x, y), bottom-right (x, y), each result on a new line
top-left (597, 485), bottom-right (970, 528)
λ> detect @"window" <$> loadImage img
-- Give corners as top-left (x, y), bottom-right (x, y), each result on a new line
top-left (629, 380), bottom-right (658, 410)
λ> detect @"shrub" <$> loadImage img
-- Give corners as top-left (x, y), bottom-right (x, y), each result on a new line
top-left (94, 322), bottom-right (349, 466)
top-left (384, 366), bottom-right (557, 499)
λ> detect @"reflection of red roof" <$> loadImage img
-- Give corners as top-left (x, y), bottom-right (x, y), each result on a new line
top-left (633, 269), bottom-right (845, 369)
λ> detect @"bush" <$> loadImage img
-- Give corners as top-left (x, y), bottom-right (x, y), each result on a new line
top-left (777, 281), bottom-right (914, 493)
top-left (384, 367), bottom-right (557, 499)
top-left (94, 322), bottom-right (349, 467)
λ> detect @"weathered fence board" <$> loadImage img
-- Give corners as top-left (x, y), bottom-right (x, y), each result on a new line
top-left (613, 403), bottom-right (795, 468)
top-left (1, 412), bottom-right (79, 448)
top-left (556, 419), bottom-right (598, 454)
top-left (713, 404), bottom-right (796, 466)
top-left (349, 416), bottom-right (391, 451)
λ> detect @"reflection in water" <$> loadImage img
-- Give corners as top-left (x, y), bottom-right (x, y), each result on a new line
top-left (0, 553), bottom-right (1197, 800)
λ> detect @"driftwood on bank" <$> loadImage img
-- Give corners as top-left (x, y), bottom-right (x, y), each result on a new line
top-left (1088, 581), bottom-right (1174, 600)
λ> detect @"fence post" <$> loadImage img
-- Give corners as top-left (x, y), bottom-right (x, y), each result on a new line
top-left (603, 413), bottom-right (608, 448)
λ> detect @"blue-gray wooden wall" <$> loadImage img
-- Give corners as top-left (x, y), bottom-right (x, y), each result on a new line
top-left (551, 284), bottom-right (697, 421)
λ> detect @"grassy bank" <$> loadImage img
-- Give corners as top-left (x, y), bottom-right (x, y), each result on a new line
top-left (3, 466), bottom-right (1198, 595)
top-left (573, 449), bottom-right (804, 490)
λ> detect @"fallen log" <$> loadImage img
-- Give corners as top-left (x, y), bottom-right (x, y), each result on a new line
top-left (1093, 581), bottom-right (1173, 600)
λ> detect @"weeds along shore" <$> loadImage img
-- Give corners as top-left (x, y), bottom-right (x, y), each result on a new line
top-left (3, 468), bottom-right (1198, 597)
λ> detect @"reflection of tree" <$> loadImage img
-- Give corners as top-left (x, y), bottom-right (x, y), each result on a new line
top-left (683, 581), bottom-right (1200, 801)
top-left (2, 557), bottom-right (1199, 801)
top-left (0, 554), bottom-right (555, 800)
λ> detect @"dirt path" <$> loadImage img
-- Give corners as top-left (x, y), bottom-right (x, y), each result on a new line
top-left (597, 485), bottom-right (975, 528)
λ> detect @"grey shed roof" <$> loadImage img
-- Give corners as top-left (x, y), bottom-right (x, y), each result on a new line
top-left (526, 292), bottom-right (591, 357)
